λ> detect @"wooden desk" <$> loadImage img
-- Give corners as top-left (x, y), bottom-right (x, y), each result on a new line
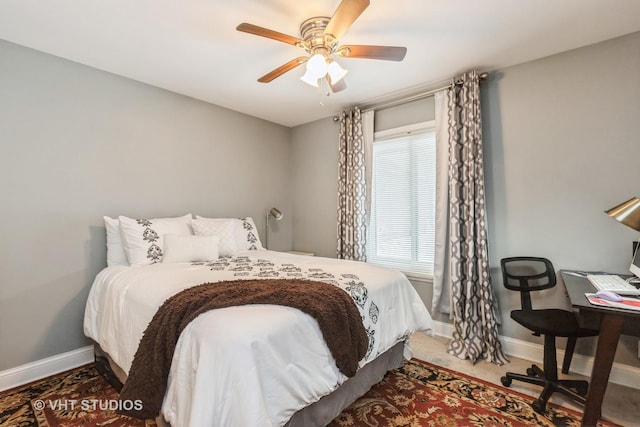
top-left (560, 271), bottom-right (640, 427)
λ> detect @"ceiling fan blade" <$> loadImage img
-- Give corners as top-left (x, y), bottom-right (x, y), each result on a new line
top-left (236, 23), bottom-right (303, 46)
top-left (327, 76), bottom-right (347, 93)
top-left (324, 0), bottom-right (370, 41)
top-left (258, 56), bottom-right (308, 83)
top-left (337, 45), bottom-right (407, 61)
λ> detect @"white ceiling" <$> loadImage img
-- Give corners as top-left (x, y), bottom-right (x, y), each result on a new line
top-left (1, 0), bottom-right (640, 127)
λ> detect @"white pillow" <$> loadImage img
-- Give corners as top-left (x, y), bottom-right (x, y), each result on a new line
top-left (104, 216), bottom-right (129, 266)
top-left (191, 219), bottom-right (238, 257)
top-left (119, 214), bottom-right (193, 265)
top-left (163, 234), bottom-right (219, 263)
top-left (195, 216), bottom-right (263, 251)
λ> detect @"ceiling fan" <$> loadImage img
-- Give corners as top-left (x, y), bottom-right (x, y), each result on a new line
top-left (236, 0), bottom-right (407, 92)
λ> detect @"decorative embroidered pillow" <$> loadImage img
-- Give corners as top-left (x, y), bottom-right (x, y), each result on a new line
top-left (119, 214), bottom-right (193, 265)
top-left (237, 217), bottom-right (263, 250)
top-left (195, 216), bottom-right (263, 251)
top-left (104, 216), bottom-right (129, 266)
top-left (162, 234), bottom-right (219, 263)
top-left (191, 219), bottom-right (238, 257)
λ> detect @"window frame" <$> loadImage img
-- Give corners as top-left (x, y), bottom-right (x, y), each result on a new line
top-left (367, 120), bottom-right (436, 280)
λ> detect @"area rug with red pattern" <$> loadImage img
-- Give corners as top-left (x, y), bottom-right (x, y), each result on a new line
top-left (330, 358), bottom-right (618, 427)
top-left (0, 358), bottom-right (618, 426)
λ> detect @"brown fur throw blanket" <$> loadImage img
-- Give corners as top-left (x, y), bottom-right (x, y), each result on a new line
top-left (118, 278), bottom-right (368, 419)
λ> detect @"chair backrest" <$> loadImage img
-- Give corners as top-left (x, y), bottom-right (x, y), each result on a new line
top-left (501, 257), bottom-right (556, 311)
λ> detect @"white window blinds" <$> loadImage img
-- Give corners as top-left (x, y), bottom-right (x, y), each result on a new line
top-left (367, 123), bottom-right (436, 276)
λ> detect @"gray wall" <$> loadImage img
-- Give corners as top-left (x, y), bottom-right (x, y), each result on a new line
top-left (291, 31), bottom-right (640, 366)
top-left (0, 40), bottom-right (293, 371)
top-left (484, 31), bottom-right (640, 366)
top-left (291, 118), bottom-right (340, 257)
top-left (374, 97), bottom-right (436, 132)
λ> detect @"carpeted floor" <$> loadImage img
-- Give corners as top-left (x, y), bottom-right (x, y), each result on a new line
top-left (0, 359), bottom-right (619, 427)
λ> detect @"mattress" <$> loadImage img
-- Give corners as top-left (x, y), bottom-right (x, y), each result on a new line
top-left (83, 250), bottom-right (433, 426)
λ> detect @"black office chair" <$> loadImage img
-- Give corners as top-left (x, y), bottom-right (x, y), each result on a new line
top-left (499, 257), bottom-right (599, 414)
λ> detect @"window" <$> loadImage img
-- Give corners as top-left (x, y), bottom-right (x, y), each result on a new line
top-left (367, 121), bottom-right (436, 277)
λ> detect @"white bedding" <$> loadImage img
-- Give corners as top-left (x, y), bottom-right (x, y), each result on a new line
top-left (83, 250), bottom-right (433, 426)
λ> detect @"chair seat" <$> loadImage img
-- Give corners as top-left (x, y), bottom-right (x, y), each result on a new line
top-left (511, 309), bottom-right (597, 337)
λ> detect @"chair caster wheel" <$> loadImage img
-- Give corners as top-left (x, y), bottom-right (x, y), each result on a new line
top-left (531, 399), bottom-right (546, 414)
top-left (500, 376), bottom-right (512, 387)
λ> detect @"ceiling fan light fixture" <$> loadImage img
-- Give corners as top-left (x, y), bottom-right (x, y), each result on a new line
top-left (237, 0), bottom-right (406, 92)
top-left (306, 53), bottom-right (329, 78)
top-left (327, 60), bottom-right (348, 84)
top-left (300, 69), bottom-right (320, 87)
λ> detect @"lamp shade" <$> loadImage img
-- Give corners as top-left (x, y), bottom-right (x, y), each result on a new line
top-left (327, 60), bottom-right (348, 85)
top-left (300, 69), bottom-right (319, 87)
top-left (605, 197), bottom-right (640, 232)
top-left (269, 207), bottom-right (283, 220)
top-left (306, 54), bottom-right (328, 78)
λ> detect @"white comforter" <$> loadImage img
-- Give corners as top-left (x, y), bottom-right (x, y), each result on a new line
top-left (83, 250), bottom-right (432, 426)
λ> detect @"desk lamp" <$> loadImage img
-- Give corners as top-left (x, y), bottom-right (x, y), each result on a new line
top-left (606, 197), bottom-right (640, 232)
top-left (606, 197), bottom-right (640, 283)
top-left (265, 207), bottom-right (283, 250)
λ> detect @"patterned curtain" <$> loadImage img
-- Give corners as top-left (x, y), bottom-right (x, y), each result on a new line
top-left (446, 70), bottom-right (508, 365)
top-left (337, 107), bottom-right (368, 261)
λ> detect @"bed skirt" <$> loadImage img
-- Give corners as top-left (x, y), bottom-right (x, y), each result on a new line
top-left (93, 340), bottom-right (404, 427)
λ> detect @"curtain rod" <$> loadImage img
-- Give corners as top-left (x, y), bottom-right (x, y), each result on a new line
top-left (359, 71), bottom-right (489, 114)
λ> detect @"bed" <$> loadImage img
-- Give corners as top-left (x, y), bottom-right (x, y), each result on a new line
top-left (84, 216), bottom-right (433, 426)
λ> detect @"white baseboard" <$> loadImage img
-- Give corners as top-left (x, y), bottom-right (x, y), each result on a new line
top-left (0, 345), bottom-right (94, 392)
top-left (431, 320), bottom-right (640, 390)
